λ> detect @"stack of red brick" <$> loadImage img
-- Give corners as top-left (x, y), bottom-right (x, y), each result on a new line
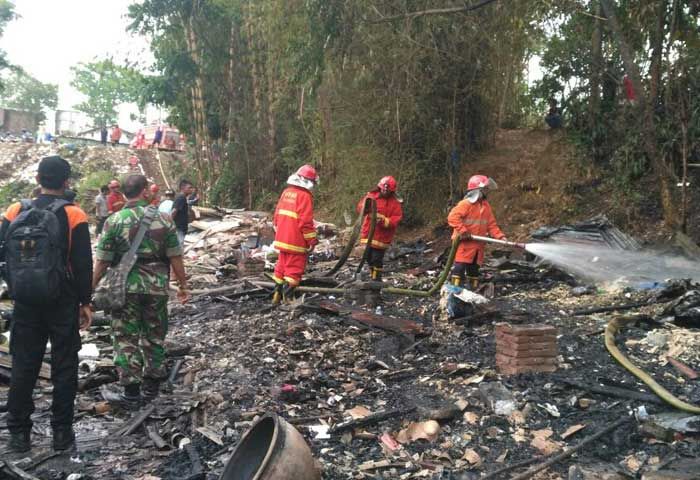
top-left (495, 323), bottom-right (558, 375)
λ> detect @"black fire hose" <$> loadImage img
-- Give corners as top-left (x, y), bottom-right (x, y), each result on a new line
top-left (323, 198), bottom-right (376, 277)
top-left (354, 199), bottom-right (377, 278)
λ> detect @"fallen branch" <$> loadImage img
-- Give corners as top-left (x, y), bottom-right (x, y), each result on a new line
top-left (572, 301), bottom-right (648, 316)
top-left (2, 461), bottom-right (41, 480)
top-left (114, 404), bottom-right (156, 436)
top-left (480, 456), bottom-right (543, 480)
top-left (555, 377), bottom-right (665, 405)
top-left (330, 407), bottom-right (416, 434)
top-left (510, 417), bottom-right (631, 480)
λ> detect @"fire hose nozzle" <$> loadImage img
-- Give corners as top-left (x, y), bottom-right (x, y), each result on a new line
top-left (470, 234), bottom-right (527, 250)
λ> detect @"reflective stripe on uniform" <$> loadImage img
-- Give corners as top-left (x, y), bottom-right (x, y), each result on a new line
top-left (273, 240), bottom-right (308, 253)
top-left (284, 276), bottom-right (300, 286)
top-left (360, 238), bottom-right (391, 249)
top-left (277, 209), bottom-right (299, 219)
top-left (272, 275), bottom-right (284, 285)
top-left (462, 219), bottom-right (487, 225)
top-left (303, 231), bottom-right (317, 239)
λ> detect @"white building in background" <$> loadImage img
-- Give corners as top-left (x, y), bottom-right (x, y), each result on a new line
top-left (46, 103), bottom-right (168, 143)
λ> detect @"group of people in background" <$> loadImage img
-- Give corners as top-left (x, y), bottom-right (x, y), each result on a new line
top-left (93, 178), bottom-right (196, 246)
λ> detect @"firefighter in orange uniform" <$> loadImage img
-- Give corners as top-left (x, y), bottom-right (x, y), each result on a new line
top-left (272, 165), bottom-right (319, 304)
top-left (357, 176), bottom-right (403, 281)
top-left (447, 175), bottom-right (506, 290)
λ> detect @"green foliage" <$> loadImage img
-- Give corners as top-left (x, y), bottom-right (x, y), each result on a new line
top-left (0, 0), bottom-right (15, 89)
top-left (70, 59), bottom-right (146, 127)
top-left (76, 170), bottom-right (113, 207)
top-left (0, 180), bottom-right (32, 206)
top-left (0, 68), bottom-right (58, 117)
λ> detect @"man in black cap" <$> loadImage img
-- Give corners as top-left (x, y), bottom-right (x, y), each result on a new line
top-left (0, 155), bottom-right (93, 453)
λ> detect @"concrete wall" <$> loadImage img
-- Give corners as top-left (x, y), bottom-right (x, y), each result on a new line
top-left (0, 108), bottom-right (40, 133)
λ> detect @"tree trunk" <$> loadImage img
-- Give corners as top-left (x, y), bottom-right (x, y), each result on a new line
top-left (600, 0), bottom-right (678, 229)
top-left (649, 0), bottom-right (667, 103)
top-left (227, 21), bottom-right (237, 145)
top-left (589, 1), bottom-right (603, 129)
top-left (266, 54), bottom-right (277, 186)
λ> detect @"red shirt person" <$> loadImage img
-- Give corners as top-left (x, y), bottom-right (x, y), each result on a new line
top-left (447, 175), bottom-right (506, 290)
top-left (107, 180), bottom-right (126, 214)
top-left (356, 176), bottom-right (403, 281)
top-left (271, 164), bottom-right (319, 303)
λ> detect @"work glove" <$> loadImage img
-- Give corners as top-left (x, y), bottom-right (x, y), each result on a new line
top-left (460, 232), bottom-right (472, 241)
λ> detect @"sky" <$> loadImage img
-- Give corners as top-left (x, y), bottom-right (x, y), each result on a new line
top-left (0, 0), bottom-right (152, 110)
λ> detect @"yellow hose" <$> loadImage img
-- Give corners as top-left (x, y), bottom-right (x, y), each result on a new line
top-left (383, 237), bottom-right (460, 297)
top-left (605, 316), bottom-right (700, 413)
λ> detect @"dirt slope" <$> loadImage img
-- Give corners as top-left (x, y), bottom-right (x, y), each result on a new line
top-left (454, 128), bottom-right (673, 244)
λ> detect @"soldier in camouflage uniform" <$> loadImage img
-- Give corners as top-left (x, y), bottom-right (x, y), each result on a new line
top-left (93, 175), bottom-right (190, 406)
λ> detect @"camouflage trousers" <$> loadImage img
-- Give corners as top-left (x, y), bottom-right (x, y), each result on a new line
top-left (111, 293), bottom-right (169, 386)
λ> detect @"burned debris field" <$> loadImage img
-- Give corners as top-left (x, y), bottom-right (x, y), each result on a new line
top-left (1, 211), bottom-right (699, 479)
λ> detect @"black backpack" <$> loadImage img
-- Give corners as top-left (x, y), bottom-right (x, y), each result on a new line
top-left (4, 199), bottom-right (70, 305)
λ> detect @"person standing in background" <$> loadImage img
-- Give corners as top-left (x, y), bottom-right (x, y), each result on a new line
top-left (94, 185), bottom-right (109, 236)
top-left (110, 125), bottom-right (122, 146)
top-left (107, 180), bottom-right (126, 214)
top-left (171, 179), bottom-right (194, 246)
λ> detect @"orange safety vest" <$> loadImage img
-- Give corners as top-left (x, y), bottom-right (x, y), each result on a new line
top-left (273, 185), bottom-right (317, 254)
top-left (447, 199), bottom-right (504, 264)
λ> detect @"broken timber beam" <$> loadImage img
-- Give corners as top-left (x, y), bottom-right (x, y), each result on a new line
top-left (317, 301), bottom-right (426, 335)
top-left (0, 345), bottom-right (51, 380)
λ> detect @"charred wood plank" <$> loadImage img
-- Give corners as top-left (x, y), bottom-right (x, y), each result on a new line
top-left (330, 407), bottom-right (416, 434)
top-left (317, 301), bottom-right (426, 335)
top-left (0, 346), bottom-right (51, 380)
top-left (114, 404), bottom-right (156, 436)
top-left (555, 378), bottom-right (664, 405)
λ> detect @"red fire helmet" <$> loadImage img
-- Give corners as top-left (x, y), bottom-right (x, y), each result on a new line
top-left (296, 164), bottom-right (319, 182)
top-left (377, 176), bottom-right (397, 193)
top-left (467, 175), bottom-right (497, 191)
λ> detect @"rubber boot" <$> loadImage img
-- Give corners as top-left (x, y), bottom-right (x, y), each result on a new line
top-left (8, 430), bottom-right (31, 453)
top-left (53, 426), bottom-right (75, 451)
top-left (467, 276), bottom-right (479, 291)
top-left (451, 275), bottom-right (463, 287)
top-left (271, 283), bottom-right (284, 305)
top-left (370, 267), bottom-right (383, 282)
top-left (142, 378), bottom-right (161, 403)
top-left (282, 284), bottom-right (297, 303)
top-left (118, 383), bottom-right (142, 410)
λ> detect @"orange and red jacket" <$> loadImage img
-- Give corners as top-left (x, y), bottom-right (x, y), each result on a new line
top-left (356, 191), bottom-right (403, 250)
top-left (273, 185), bottom-right (318, 254)
top-left (447, 198), bottom-right (504, 265)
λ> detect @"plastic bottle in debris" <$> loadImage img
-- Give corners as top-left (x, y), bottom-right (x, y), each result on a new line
top-left (375, 305), bottom-right (383, 315)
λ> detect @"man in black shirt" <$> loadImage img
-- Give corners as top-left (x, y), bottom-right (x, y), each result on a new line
top-left (0, 156), bottom-right (93, 453)
top-left (171, 179), bottom-right (194, 246)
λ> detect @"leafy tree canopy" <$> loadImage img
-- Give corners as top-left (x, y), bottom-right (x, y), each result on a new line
top-left (0, 68), bottom-right (58, 116)
top-left (70, 59), bottom-right (145, 127)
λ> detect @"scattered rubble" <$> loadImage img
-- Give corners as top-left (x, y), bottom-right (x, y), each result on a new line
top-left (0, 214), bottom-right (699, 479)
